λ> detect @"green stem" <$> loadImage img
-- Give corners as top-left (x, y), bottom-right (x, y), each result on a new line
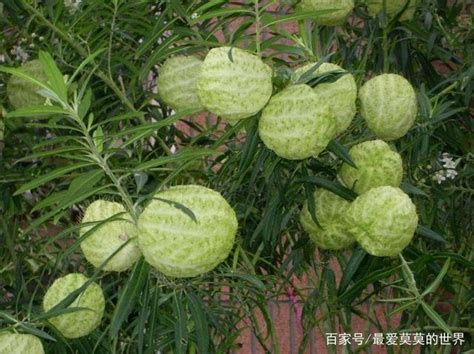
top-left (255, 0), bottom-right (261, 55)
top-left (68, 108), bottom-right (138, 222)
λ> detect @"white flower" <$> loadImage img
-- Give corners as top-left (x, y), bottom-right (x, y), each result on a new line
top-left (434, 171), bottom-right (446, 184)
top-left (446, 169), bottom-right (458, 179)
top-left (64, 0), bottom-right (82, 14)
top-left (191, 12), bottom-right (198, 19)
top-left (10, 45), bottom-right (29, 62)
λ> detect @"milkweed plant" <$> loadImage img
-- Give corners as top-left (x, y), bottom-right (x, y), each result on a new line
top-left (0, 1), bottom-right (472, 353)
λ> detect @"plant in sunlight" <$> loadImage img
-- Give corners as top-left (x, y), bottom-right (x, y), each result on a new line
top-left (0, 0), bottom-right (472, 353)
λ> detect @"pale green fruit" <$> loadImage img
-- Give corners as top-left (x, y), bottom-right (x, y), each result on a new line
top-left (338, 140), bottom-right (403, 194)
top-left (157, 56), bottom-right (204, 112)
top-left (365, 0), bottom-right (417, 21)
top-left (258, 84), bottom-right (336, 160)
top-left (293, 62), bottom-right (357, 135)
top-left (7, 59), bottom-right (48, 109)
top-left (347, 186), bottom-right (418, 257)
top-left (299, 0), bottom-right (354, 25)
top-left (0, 333), bottom-right (44, 354)
top-left (43, 273), bottom-right (105, 339)
top-left (197, 46), bottom-right (273, 121)
top-left (359, 74), bottom-right (417, 141)
top-left (300, 189), bottom-right (354, 250)
top-left (138, 185), bottom-right (238, 278)
top-left (80, 200), bottom-right (141, 272)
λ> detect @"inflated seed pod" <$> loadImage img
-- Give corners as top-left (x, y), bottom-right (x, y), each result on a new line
top-left (300, 189), bottom-right (354, 250)
top-left (293, 62), bottom-right (357, 135)
top-left (0, 333), bottom-right (44, 354)
top-left (196, 46), bottom-right (273, 121)
top-left (299, 0), bottom-right (354, 25)
top-left (138, 185), bottom-right (238, 278)
top-left (365, 0), bottom-right (417, 21)
top-left (338, 140), bottom-right (403, 194)
top-left (258, 84), bottom-right (336, 160)
top-left (359, 73), bottom-right (418, 141)
top-left (80, 200), bottom-right (141, 272)
top-left (157, 56), bottom-right (204, 112)
top-left (7, 59), bottom-right (48, 109)
top-left (347, 186), bottom-right (418, 257)
top-left (43, 273), bottom-right (105, 339)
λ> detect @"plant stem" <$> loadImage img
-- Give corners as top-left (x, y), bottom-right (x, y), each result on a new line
top-left (255, 0), bottom-right (261, 55)
top-left (68, 108), bottom-right (138, 222)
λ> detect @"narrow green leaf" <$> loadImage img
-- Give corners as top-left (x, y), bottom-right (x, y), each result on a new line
top-left (421, 301), bottom-right (452, 334)
top-left (78, 88), bottom-right (92, 120)
top-left (109, 258), bottom-right (149, 338)
top-left (187, 293), bottom-right (210, 354)
top-left (39, 51), bottom-right (68, 103)
top-left (327, 140), bottom-right (357, 168)
top-left (297, 176), bottom-right (358, 201)
top-left (401, 182), bottom-right (429, 197)
top-left (174, 293), bottom-right (188, 354)
top-left (416, 225), bottom-right (447, 243)
top-left (263, 9), bottom-right (338, 27)
top-left (222, 272), bottom-right (266, 290)
top-left (66, 170), bottom-right (104, 200)
top-left (14, 162), bottom-right (94, 195)
top-left (421, 259), bottom-right (450, 297)
top-left (6, 105), bottom-right (69, 118)
top-left (387, 300), bottom-right (418, 317)
top-left (135, 149), bottom-right (218, 171)
top-left (338, 248), bottom-right (368, 295)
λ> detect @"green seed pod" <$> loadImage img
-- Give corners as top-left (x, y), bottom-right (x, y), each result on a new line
top-left (299, 0), bottom-right (354, 25)
top-left (197, 46), bottom-right (273, 121)
top-left (338, 140), bottom-right (403, 194)
top-left (157, 56), bottom-right (204, 112)
top-left (293, 62), bottom-right (357, 134)
top-left (138, 185), bottom-right (238, 278)
top-left (258, 84), bottom-right (336, 160)
top-left (359, 74), bottom-right (417, 141)
top-left (347, 186), bottom-right (418, 257)
top-left (7, 59), bottom-right (48, 109)
top-left (365, 0), bottom-right (417, 21)
top-left (0, 333), bottom-right (44, 354)
top-left (43, 273), bottom-right (105, 339)
top-left (300, 189), bottom-right (354, 250)
top-left (80, 200), bottom-right (141, 272)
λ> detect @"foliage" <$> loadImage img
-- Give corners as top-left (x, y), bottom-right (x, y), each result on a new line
top-left (0, 0), bottom-right (472, 353)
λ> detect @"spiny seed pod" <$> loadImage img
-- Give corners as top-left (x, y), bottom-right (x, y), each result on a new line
top-left (338, 140), bottom-right (403, 194)
top-left (197, 46), bottom-right (273, 121)
top-left (138, 185), bottom-right (238, 278)
top-left (300, 189), bottom-right (354, 250)
top-left (43, 273), bottom-right (105, 339)
top-left (299, 0), bottom-right (354, 25)
top-left (293, 62), bottom-right (357, 134)
top-left (365, 0), bottom-right (417, 21)
top-left (0, 333), bottom-right (44, 354)
top-left (359, 74), bottom-right (417, 141)
top-left (7, 59), bottom-right (48, 109)
top-left (80, 200), bottom-right (141, 272)
top-left (347, 186), bottom-right (418, 257)
top-left (258, 84), bottom-right (336, 160)
top-left (157, 56), bottom-right (204, 112)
